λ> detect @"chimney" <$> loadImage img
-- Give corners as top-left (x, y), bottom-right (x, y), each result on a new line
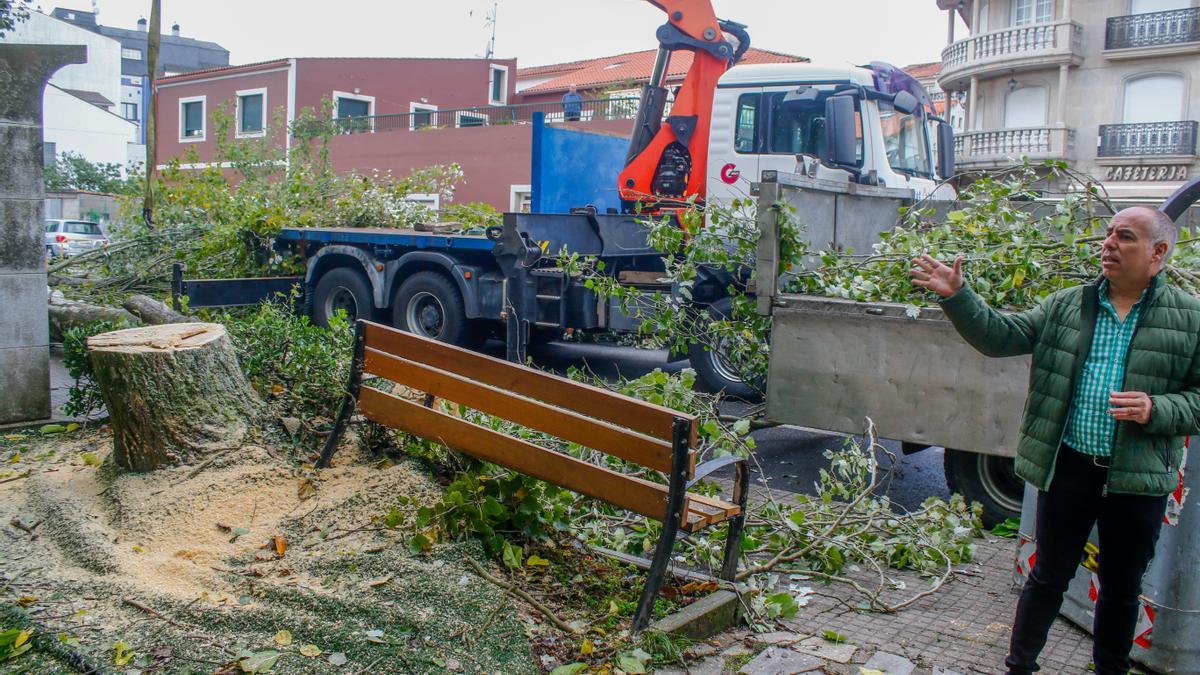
top-left (136, 16), bottom-right (146, 31)
top-left (171, 23), bottom-right (180, 37)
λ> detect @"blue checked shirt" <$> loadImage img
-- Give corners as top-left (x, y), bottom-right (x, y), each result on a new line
top-left (1062, 280), bottom-right (1148, 457)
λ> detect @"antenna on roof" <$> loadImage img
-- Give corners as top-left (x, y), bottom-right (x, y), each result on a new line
top-left (483, 1), bottom-right (498, 59)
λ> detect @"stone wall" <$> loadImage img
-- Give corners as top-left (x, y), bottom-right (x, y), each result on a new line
top-left (0, 44), bottom-right (85, 424)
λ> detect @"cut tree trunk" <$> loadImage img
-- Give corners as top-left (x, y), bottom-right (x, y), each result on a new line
top-left (122, 294), bottom-right (198, 325)
top-left (48, 296), bottom-right (139, 342)
top-left (88, 323), bottom-right (260, 471)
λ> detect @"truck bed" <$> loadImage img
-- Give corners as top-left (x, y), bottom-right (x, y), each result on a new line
top-left (276, 227), bottom-right (495, 251)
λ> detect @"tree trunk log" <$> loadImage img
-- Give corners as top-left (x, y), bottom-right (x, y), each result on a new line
top-left (88, 323), bottom-right (260, 471)
top-left (122, 294), bottom-right (198, 325)
top-left (48, 296), bottom-right (139, 342)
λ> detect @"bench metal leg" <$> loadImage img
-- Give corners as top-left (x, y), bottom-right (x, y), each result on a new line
top-left (632, 417), bottom-right (692, 632)
top-left (720, 461), bottom-right (750, 581)
top-left (316, 320), bottom-right (367, 469)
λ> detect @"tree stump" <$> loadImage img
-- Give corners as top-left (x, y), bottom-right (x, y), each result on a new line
top-left (88, 323), bottom-right (260, 471)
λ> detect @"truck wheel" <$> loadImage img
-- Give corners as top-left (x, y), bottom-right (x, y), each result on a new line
top-left (392, 271), bottom-right (477, 347)
top-left (688, 297), bottom-right (763, 401)
top-left (312, 267), bottom-right (373, 327)
top-left (943, 448), bottom-right (1024, 528)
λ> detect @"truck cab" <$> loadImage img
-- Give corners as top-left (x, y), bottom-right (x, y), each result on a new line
top-left (706, 62), bottom-right (956, 209)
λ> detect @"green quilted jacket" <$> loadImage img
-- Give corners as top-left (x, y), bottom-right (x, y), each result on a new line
top-left (940, 274), bottom-right (1200, 496)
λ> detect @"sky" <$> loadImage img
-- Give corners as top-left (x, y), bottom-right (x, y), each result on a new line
top-left (45, 0), bottom-right (966, 69)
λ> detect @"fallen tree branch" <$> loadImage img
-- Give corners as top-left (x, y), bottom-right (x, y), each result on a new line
top-left (121, 597), bottom-right (190, 630)
top-left (123, 294), bottom-right (199, 325)
top-left (463, 558), bottom-right (578, 634)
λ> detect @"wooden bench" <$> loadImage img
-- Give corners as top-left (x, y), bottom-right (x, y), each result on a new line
top-left (316, 320), bottom-right (749, 630)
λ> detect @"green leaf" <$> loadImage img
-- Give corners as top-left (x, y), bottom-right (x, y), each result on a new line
top-left (550, 664), bottom-right (588, 675)
top-left (822, 629), bottom-right (848, 644)
top-left (383, 508), bottom-right (404, 528)
top-left (239, 650), bottom-right (281, 673)
top-left (408, 533), bottom-right (432, 555)
top-left (615, 652), bottom-right (648, 674)
top-left (39, 424), bottom-right (67, 435)
top-left (80, 452), bottom-right (102, 466)
top-left (990, 517), bottom-right (1021, 538)
top-left (501, 541), bottom-right (523, 569)
top-left (526, 554), bottom-right (550, 567)
top-left (113, 640), bottom-right (135, 666)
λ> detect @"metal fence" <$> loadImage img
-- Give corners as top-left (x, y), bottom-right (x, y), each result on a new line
top-left (326, 98), bottom-right (642, 135)
top-left (1106, 7), bottom-right (1200, 50)
top-left (1097, 121), bottom-right (1198, 157)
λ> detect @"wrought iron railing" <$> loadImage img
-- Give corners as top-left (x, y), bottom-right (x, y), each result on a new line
top-left (320, 98), bottom-right (642, 135)
top-left (1097, 121), bottom-right (1198, 157)
top-left (954, 126), bottom-right (1076, 162)
top-left (942, 21), bottom-right (1082, 70)
top-left (1106, 7), bottom-right (1200, 50)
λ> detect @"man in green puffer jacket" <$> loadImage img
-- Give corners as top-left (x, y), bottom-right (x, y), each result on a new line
top-left (910, 206), bottom-right (1200, 675)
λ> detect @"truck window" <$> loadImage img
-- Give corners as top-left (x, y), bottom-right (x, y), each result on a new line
top-left (765, 92), bottom-right (863, 164)
top-left (735, 93), bottom-right (760, 153)
top-left (879, 102), bottom-right (932, 178)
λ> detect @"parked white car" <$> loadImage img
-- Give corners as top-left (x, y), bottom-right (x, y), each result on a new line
top-left (45, 220), bottom-right (107, 258)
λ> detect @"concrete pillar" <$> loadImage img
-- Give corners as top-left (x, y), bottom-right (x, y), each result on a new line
top-left (1056, 64), bottom-right (1069, 127)
top-left (0, 44), bottom-right (86, 424)
top-left (971, 0), bottom-right (981, 32)
top-left (1062, 0), bottom-right (1072, 21)
top-left (968, 75), bottom-right (979, 131)
top-left (947, 9), bottom-right (956, 44)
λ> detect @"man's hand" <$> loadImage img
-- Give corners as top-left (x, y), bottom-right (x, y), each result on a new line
top-left (910, 254), bottom-right (964, 298)
top-left (1110, 391), bottom-right (1153, 424)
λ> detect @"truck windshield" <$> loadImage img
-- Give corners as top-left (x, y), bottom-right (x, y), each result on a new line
top-left (879, 102), bottom-right (932, 178)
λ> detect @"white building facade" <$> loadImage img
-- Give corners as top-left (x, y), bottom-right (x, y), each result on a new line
top-left (0, 10), bottom-right (139, 173)
top-left (937, 0), bottom-right (1200, 200)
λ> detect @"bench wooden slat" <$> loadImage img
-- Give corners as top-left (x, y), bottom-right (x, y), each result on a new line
top-left (363, 348), bottom-right (680, 473)
top-left (358, 386), bottom-right (694, 525)
top-left (684, 494), bottom-right (741, 530)
top-left (363, 322), bottom-right (698, 445)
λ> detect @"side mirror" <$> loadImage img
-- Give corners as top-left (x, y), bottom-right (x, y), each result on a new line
top-left (936, 120), bottom-right (955, 180)
top-left (821, 95), bottom-right (858, 168)
top-left (892, 90), bottom-right (919, 115)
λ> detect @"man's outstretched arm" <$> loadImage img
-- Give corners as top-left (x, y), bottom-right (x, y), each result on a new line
top-left (910, 254), bottom-right (1047, 358)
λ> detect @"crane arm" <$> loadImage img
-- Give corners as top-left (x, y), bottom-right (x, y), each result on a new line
top-left (617, 0), bottom-right (749, 209)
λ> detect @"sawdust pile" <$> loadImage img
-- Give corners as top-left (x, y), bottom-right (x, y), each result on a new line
top-left (0, 427), bottom-right (536, 673)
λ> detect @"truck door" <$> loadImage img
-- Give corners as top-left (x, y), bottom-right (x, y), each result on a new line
top-left (705, 86), bottom-right (761, 209)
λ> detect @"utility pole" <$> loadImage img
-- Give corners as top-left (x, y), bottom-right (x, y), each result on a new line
top-left (483, 1), bottom-right (498, 59)
top-left (142, 0), bottom-right (159, 228)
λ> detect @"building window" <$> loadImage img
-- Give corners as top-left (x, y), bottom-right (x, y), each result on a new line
top-left (510, 184), bottom-right (532, 213)
top-left (1004, 86), bottom-right (1049, 127)
top-left (1131, 0), bottom-right (1192, 14)
top-left (489, 65), bottom-right (509, 105)
top-left (43, 141), bottom-right (56, 167)
top-left (1124, 74), bottom-right (1185, 123)
top-left (332, 91), bottom-right (375, 133)
top-left (456, 111), bottom-right (488, 128)
top-left (1012, 0), bottom-right (1053, 25)
top-left (121, 47), bottom-right (142, 60)
top-left (179, 96), bottom-right (206, 141)
top-left (121, 102), bottom-right (138, 121)
top-left (236, 88), bottom-right (267, 137)
top-left (410, 103), bottom-right (438, 130)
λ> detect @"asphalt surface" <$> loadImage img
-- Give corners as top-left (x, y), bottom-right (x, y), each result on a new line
top-left (511, 339), bottom-right (953, 513)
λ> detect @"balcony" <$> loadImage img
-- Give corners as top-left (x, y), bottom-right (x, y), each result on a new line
top-left (954, 126), bottom-right (1076, 169)
top-left (939, 21), bottom-right (1084, 87)
top-left (1097, 121), bottom-right (1198, 158)
top-left (1105, 7), bottom-right (1200, 58)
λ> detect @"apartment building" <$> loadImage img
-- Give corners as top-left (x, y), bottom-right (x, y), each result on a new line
top-left (936, 0), bottom-right (1199, 199)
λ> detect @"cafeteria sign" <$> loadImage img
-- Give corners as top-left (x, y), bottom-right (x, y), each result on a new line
top-left (1103, 165), bottom-right (1189, 181)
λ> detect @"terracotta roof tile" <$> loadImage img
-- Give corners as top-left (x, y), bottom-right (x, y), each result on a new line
top-left (518, 47), bottom-right (806, 95)
top-left (901, 61), bottom-right (942, 80)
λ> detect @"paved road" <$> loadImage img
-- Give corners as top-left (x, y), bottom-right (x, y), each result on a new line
top-left (514, 340), bottom-right (952, 513)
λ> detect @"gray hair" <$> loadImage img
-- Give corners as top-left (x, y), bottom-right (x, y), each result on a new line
top-left (1119, 206), bottom-right (1178, 262)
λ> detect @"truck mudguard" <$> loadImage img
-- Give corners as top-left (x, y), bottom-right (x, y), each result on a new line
top-left (385, 251), bottom-right (483, 319)
top-left (305, 245), bottom-right (388, 308)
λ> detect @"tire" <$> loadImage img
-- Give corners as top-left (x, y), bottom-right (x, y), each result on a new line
top-left (391, 271), bottom-right (477, 347)
top-left (312, 266), bottom-right (373, 327)
top-left (688, 297), bottom-right (763, 401)
top-left (943, 448), bottom-right (1024, 528)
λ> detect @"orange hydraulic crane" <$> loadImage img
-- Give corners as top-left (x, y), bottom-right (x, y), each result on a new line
top-left (617, 0), bottom-right (750, 210)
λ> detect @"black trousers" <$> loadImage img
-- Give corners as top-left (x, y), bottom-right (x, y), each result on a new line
top-left (1006, 445), bottom-right (1167, 674)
